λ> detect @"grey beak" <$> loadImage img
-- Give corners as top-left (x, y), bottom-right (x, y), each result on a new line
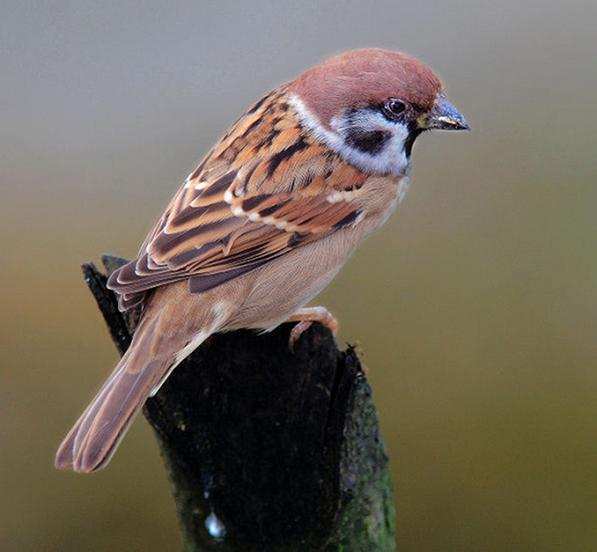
top-left (426, 96), bottom-right (470, 131)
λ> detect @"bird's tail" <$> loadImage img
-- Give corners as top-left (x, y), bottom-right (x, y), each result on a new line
top-left (55, 309), bottom-right (199, 473)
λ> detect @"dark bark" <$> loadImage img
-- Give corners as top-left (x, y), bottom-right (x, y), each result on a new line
top-left (81, 256), bottom-right (396, 551)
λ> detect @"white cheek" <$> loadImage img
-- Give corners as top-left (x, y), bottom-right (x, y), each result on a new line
top-left (331, 112), bottom-right (410, 176)
top-left (383, 122), bottom-right (410, 175)
top-left (289, 94), bottom-right (410, 176)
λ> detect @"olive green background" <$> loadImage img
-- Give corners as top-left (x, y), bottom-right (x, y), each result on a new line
top-left (2, 1), bottom-right (596, 550)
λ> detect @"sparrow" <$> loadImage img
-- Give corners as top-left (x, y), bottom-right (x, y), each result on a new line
top-left (55, 48), bottom-right (469, 473)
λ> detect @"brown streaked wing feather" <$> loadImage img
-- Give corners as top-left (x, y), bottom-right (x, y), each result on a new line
top-left (108, 88), bottom-right (365, 307)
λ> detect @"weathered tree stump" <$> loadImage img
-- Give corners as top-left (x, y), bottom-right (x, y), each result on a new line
top-left (82, 255), bottom-right (396, 551)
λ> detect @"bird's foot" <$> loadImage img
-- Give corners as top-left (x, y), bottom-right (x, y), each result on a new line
top-left (287, 306), bottom-right (338, 350)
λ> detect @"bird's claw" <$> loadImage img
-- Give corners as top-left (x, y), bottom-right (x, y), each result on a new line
top-left (287, 306), bottom-right (338, 351)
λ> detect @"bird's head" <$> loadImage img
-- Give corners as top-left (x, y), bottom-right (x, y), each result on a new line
top-left (289, 48), bottom-right (469, 176)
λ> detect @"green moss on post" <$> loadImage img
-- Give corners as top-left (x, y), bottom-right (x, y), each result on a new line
top-left (329, 374), bottom-right (397, 551)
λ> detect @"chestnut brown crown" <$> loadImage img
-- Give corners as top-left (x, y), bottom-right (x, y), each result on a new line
top-left (290, 48), bottom-right (443, 127)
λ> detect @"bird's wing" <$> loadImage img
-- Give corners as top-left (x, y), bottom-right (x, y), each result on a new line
top-left (108, 89), bottom-right (367, 309)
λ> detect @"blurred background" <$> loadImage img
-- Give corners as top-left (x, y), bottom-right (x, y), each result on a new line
top-left (2, 1), bottom-right (596, 550)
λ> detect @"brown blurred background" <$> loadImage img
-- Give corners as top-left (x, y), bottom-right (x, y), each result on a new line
top-left (2, 1), bottom-right (596, 550)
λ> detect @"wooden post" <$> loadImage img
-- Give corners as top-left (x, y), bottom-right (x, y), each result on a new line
top-left (82, 256), bottom-right (396, 551)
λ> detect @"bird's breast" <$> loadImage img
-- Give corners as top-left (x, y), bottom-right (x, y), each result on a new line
top-left (356, 174), bottom-right (409, 234)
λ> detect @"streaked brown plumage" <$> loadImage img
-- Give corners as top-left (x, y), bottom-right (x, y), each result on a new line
top-left (56, 48), bottom-right (469, 473)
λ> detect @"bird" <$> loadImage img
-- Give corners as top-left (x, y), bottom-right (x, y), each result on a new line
top-left (55, 48), bottom-right (469, 473)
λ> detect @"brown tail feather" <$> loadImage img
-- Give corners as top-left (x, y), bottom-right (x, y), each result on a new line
top-left (55, 314), bottom-right (180, 473)
top-left (55, 282), bottom-right (231, 473)
top-left (75, 358), bottom-right (168, 472)
top-left (54, 358), bottom-right (128, 470)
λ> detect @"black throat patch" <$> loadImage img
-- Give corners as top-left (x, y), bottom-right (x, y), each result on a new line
top-left (404, 123), bottom-right (425, 158)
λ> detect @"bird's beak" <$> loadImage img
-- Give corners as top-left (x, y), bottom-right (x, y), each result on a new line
top-left (420, 96), bottom-right (470, 131)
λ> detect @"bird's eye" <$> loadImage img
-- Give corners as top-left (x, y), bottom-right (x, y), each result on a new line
top-left (382, 99), bottom-right (406, 120)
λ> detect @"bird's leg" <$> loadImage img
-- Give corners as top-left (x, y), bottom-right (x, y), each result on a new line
top-left (287, 306), bottom-right (338, 350)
